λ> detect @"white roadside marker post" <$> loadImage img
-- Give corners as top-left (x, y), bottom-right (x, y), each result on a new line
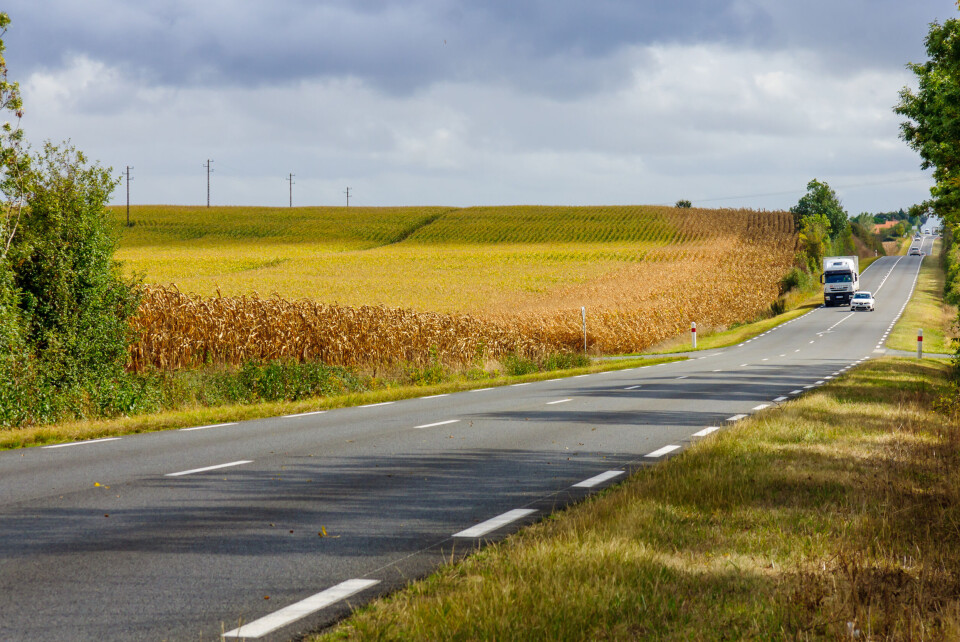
top-left (691, 321), bottom-right (697, 350)
top-left (917, 329), bottom-right (923, 359)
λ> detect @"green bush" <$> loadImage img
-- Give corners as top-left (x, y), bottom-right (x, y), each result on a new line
top-left (2, 143), bottom-right (141, 426)
top-left (780, 266), bottom-right (812, 293)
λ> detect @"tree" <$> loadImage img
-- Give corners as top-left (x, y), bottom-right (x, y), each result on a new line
top-left (8, 142), bottom-right (137, 393)
top-left (0, 14), bottom-right (139, 425)
top-left (675, 199), bottom-right (692, 208)
top-left (0, 12), bottom-right (26, 258)
top-left (790, 179), bottom-right (849, 237)
top-left (797, 213), bottom-right (831, 272)
top-left (895, 15), bottom-right (960, 223)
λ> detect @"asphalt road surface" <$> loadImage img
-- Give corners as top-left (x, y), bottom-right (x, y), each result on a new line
top-left (0, 237), bottom-right (935, 641)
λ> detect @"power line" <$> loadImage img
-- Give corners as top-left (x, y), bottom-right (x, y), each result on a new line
top-left (344, 186), bottom-right (351, 207)
top-left (690, 175), bottom-right (931, 206)
top-left (203, 159), bottom-right (214, 207)
top-left (124, 165), bottom-right (134, 226)
top-left (286, 173), bottom-right (295, 207)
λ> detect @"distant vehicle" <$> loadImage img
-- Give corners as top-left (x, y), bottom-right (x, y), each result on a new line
top-left (850, 291), bottom-right (875, 312)
top-left (909, 246), bottom-right (922, 256)
top-left (821, 256), bottom-right (859, 306)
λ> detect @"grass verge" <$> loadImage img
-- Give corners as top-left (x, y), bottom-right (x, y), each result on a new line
top-left (888, 239), bottom-right (957, 354)
top-left (316, 357), bottom-right (960, 640)
top-left (0, 355), bottom-right (682, 450)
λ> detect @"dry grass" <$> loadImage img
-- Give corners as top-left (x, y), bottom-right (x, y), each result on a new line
top-left (316, 358), bottom-right (960, 640)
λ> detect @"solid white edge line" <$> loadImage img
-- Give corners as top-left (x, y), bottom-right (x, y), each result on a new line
top-left (692, 426), bottom-right (720, 437)
top-left (222, 579), bottom-right (380, 639)
top-left (572, 470), bottom-right (625, 488)
top-left (546, 398), bottom-right (573, 405)
top-left (645, 444), bottom-right (682, 458)
top-left (166, 460), bottom-right (253, 477)
top-left (181, 422), bottom-right (239, 432)
top-left (414, 419), bottom-right (460, 429)
top-left (42, 437), bottom-right (122, 449)
top-left (453, 508), bottom-right (537, 538)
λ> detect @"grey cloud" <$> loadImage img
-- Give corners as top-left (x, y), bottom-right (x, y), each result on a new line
top-left (0, 0), bottom-right (847, 97)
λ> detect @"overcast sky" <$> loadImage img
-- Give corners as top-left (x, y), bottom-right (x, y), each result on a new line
top-left (4, 1), bottom-right (957, 213)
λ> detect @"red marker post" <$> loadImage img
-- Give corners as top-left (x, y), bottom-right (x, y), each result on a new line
top-left (691, 321), bottom-right (697, 350)
top-left (917, 329), bottom-right (923, 359)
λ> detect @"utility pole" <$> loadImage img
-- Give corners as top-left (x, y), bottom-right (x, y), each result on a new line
top-left (344, 186), bottom-right (351, 207)
top-left (125, 165), bottom-right (134, 226)
top-left (203, 159), bottom-right (214, 207)
top-left (287, 173), bottom-right (295, 207)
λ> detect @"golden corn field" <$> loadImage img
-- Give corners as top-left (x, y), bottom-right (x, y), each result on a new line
top-left (122, 205), bottom-right (796, 370)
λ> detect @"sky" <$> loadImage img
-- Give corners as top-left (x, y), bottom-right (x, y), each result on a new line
top-left (3, 0), bottom-right (958, 214)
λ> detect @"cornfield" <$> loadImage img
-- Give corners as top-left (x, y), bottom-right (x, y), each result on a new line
top-left (129, 286), bottom-right (550, 372)
top-left (126, 206), bottom-right (797, 371)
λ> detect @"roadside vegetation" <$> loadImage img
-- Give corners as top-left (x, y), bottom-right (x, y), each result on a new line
top-left (0, 354), bottom-right (682, 450)
top-left (888, 238), bottom-right (957, 354)
top-left (317, 357), bottom-right (959, 641)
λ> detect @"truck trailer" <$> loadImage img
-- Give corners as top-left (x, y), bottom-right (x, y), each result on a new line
top-left (821, 256), bottom-right (859, 306)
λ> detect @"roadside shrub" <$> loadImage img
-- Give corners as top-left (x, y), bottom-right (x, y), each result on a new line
top-left (503, 354), bottom-right (539, 376)
top-left (780, 266), bottom-right (812, 293)
top-left (4, 143), bottom-right (141, 425)
top-left (504, 351), bottom-right (590, 376)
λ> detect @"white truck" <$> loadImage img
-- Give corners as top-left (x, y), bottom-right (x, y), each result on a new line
top-left (821, 256), bottom-right (859, 306)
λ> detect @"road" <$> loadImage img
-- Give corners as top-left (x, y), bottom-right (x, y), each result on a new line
top-left (0, 237), bottom-right (934, 641)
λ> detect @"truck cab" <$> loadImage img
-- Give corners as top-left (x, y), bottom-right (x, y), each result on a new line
top-left (821, 256), bottom-right (860, 306)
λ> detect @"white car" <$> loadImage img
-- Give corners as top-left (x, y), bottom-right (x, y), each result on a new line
top-left (850, 291), bottom-right (875, 311)
top-left (909, 246), bottom-right (922, 256)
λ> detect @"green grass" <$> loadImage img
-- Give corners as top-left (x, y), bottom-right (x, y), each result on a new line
top-left (315, 357), bottom-right (960, 640)
top-left (888, 239), bottom-right (957, 354)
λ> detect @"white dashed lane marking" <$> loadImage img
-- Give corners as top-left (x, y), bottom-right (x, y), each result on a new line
top-left (692, 426), bottom-right (720, 437)
top-left (414, 419), bottom-right (460, 429)
top-left (453, 509), bottom-right (537, 538)
top-left (572, 470), bottom-right (625, 488)
top-left (645, 444), bottom-right (682, 458)
top-left (180, 423), bottom-right (238, 432)
top-left (546, 398), bottom-right (572, 405)
top-left (222, 579), bottom-right (380, 639)
top-left (166, 460), bottom-right (253, 477)
top-left (42, 437), bottom-right (122, 449)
